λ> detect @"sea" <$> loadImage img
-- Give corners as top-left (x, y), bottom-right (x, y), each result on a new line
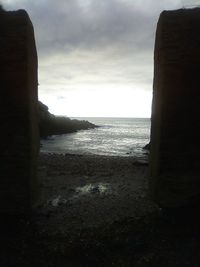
top-left (40, 117), bottom-right (151, 159)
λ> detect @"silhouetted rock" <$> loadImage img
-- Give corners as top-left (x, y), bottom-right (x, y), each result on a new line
top-left (0, 5), bottom-right (4, 12)
top-left (1, 9), bottom-right (39, 216)
top-left (143, 142), bottom-right (151, 150)
top-left (38, 101), bottom-right (97, 138)
top-left (150, 8), bottom-right (200, 208)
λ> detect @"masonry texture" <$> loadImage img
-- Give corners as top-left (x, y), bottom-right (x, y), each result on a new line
top-left (0, 10), bottom-right (39, 215)
top-left (150, 8), bottom-right (200, 208)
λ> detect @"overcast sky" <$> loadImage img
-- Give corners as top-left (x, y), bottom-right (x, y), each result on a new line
top-left (2, 0), bottom-right (186, 117)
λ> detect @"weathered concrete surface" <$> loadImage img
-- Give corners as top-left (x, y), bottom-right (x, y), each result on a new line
top-left (150, 8), bottom-right (200, 208)
top-left (0, 10), bottom-right (39, 215)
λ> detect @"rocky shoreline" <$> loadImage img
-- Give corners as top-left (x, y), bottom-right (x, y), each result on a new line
top-left (36, 153), bottom-right (156, 232)
top-left (1, 153), bottom-right (200, 266)
top-left (39, 101), bottom-right (97, 138)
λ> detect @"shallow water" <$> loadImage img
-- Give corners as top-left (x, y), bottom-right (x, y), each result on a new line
top-left (41, 117), bottom-right (150, 158)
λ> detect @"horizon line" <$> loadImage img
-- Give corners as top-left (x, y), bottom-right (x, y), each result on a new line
top-left (69, 116), bottom-right (151, 119)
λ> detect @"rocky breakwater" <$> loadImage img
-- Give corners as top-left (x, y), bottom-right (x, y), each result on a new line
top-left (39, 101), bottom-right (97, 138)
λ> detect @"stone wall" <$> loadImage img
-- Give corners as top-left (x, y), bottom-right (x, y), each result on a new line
top-left (150, 8), bottom-right (200, 208)
top-left (0, 10), bottom-right (39, 215)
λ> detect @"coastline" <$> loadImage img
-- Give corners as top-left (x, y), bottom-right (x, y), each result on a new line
top-left (40, 117), bottom-right (150, 158)
top-left (36, 152), bottom-right (157, 235)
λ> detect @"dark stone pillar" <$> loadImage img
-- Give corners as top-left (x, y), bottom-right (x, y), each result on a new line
top-left (0, 10), bottom-right (39, 216)
top-left (150, 8), bottom-right (200, 208)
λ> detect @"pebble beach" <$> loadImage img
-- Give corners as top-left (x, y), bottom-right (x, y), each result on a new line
top-left (36, 152), bottom-right (157, 237)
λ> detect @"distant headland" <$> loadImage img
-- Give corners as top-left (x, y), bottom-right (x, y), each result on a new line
top-left (38, 101), bottom-right (97, 138)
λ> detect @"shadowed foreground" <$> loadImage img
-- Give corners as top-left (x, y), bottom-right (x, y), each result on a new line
top-left (1, 153), bottom-right (200, 266)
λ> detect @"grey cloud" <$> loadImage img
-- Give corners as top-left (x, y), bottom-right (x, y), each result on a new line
top-left (2, 0), bottom-right (165, 55)
top-left (1, 0), bottom-right (182, 99)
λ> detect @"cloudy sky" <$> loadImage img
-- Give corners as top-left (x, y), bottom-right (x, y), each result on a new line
top-left (1, 0), bottom-right (187, 117)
